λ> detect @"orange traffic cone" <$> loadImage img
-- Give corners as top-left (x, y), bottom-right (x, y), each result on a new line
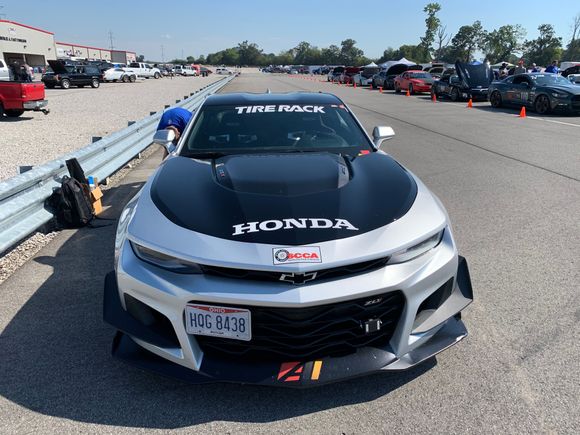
top-left (519, 106), bottom-right (526, 118)
top-left (467, 98), bottom-right (473, 108)
top-left (432, 93), bottom-right (437, 103)
top-left (406, 89), bottom-right (410, 97)
top-left (369, 84), bottom-right (373, 90)
top-left (379, 86), bottom-right (383, 93)
top-left (353, 82), bottom-right (357, 88)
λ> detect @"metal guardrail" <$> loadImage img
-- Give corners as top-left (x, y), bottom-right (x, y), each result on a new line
top-left (0, 74), bottom-right (236, 254)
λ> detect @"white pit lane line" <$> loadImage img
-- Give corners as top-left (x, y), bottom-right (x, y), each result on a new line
top-left (424, 98), bottom-right (580, 128)
top-left (524, 117), bottom-right (580, 128)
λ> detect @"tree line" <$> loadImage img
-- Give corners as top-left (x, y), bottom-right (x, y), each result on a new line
top-left (163, 4), bottom-right (579, 67)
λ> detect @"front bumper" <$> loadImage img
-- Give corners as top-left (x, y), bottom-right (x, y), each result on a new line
top-left (467, 88), bottom-right (488, 100)
top-left (413, 84), bottom-right (432, 93)
top-left (104, 255), bottom-right (473, 387)
top-left (552, 95), bottom-right (580, 113)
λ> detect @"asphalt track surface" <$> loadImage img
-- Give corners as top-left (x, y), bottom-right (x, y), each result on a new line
top-left (1, 73), bottom-right (579, 434)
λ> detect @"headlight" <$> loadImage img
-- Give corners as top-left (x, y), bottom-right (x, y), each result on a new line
top-left (551, 91), bottom-right (568, 98)
top-left (388, 230), bottom-right (444, 264)
top-left (130, 242), bottom-right (202, 274)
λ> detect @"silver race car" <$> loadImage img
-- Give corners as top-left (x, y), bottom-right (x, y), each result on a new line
top-left (104, 92), bottom-right (473, 387)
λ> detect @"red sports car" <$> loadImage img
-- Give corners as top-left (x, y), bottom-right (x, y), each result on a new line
top-left (394, 71), bottom-right (435, 94)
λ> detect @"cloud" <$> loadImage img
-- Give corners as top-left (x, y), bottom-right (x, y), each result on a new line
top-left (161, 34), bottom-right (172, 39)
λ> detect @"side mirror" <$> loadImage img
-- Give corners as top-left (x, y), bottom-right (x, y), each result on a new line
top-left (153, 129), bottom-right (176, 153)
top-left (372, 126), bottom-right (396, 149)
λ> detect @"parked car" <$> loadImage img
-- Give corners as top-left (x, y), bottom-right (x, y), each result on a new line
top-left (126, 62), bottom-right (162, 79)
top-left (0, 58), bottom-right (9, 81)
top-left (352, 66), bottom-right (380, 87)
top-left (561, 65), bottom-right (580, 78)
top-left (0, 80), bottom-right (48, 117)
top-left (328, 66), bottom-right (344, 82)
top-left (488, 73), bottom-right (580, 115)
top-left (104, 91), bottom-right (474, 386)
top-left (394, 71), bottom-right (434, 94)
top-left (216, 67), bottom-right (233, 75)
top-left (103, 68), bottom-right (137, 83)
top-left (338, 67), bottom-right (360, 84)
top-left (431, 62), bottom-right (493, 101)
top-left (174, 65), bottom-right (197, 76)
top-left (199, 66), bottom-right (212, 77)
top-left (42, 60), bottom-right (101, 89)
top-left (372, 71), bottom-right (397, 90)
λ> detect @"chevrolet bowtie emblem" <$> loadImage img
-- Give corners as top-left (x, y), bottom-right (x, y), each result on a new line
top-left (279, 272), bottom-right (318, 285)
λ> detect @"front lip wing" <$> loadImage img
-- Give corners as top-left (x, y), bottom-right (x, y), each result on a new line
top-left (104, 258), bottom-right (473, 388)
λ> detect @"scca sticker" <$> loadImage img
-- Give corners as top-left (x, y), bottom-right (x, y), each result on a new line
top-left (235, 105), bottom-right (325, 114)
top-left (272, 246), bottom-right (322, 265)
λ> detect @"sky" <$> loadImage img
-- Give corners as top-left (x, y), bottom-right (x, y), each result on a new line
top-left (1, 0), bottom-right (578, 61)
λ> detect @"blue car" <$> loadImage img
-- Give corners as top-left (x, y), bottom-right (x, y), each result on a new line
top-left (488, 73), bottom-right (580, 115)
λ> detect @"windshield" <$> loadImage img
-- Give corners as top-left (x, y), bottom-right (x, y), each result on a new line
top-left (409, 72), bottom-right (432, 79)
top-left (181, 103), bottom-right (373, 157)
top-left (532, 74), bottom-right (573, 86)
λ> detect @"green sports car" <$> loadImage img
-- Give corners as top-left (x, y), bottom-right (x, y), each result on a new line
top-left (488, 73), bottom-right (580, 115)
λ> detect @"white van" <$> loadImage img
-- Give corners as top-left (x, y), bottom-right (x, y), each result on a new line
top-left (0, 58), bottom-right (10, 81)
top-left (174, 65), bottom-right (197, 76)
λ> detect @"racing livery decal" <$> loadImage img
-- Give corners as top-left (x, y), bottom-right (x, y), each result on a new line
top-left (233, 218), bottom-right (358, 236)
top-left (235, 105), bottom-right (325, 114)
top-left (277, 361), bottom-right (323, 382)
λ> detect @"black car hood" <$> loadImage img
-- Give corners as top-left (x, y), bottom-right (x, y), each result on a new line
top-left (385, 64), bottom-right (410, 76)
top-left (455, 62), bottom-right (494, 89)
top-left (150, 152), bottom-right (418, 245)
top-left (47, 60), bottom-right (70, 75)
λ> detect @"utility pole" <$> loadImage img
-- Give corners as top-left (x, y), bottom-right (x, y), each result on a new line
top-left (181, 48), bottom-right (184, 60)
top-left (108, 31), bottom-right (114, 51)
top-left (161, 44), bottom-right (165, 63)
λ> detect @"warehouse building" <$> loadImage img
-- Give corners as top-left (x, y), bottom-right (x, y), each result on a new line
top-left (0, 20), bottom-right (56, 67)
top-left (55, 42), bottom-right (112, 61)
top-left (1, 19), bottom-right (136, 67)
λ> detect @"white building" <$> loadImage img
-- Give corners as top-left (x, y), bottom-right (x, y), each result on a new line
top-left (0, 20), bottom-right (56, 67)
top-left (1, 19), bottom-right (136, 67)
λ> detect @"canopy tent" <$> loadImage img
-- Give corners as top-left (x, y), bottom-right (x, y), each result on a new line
top-left (363, 61), bottom-right (379, 68)
top-left (378, 57), bottom-right (416, 70)
top-left (491, 61), bottom-right (514, 68)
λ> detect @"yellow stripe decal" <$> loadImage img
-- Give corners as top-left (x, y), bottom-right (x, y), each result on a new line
top-left (311, 361), bottom-right (322, 380)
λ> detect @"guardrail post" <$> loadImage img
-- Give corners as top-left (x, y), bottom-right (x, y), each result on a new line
top-left (18, 166), bottom-right (33, 175)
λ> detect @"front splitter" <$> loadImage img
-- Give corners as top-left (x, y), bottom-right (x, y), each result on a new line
top-left (111, 316), bottom-right (467, 388)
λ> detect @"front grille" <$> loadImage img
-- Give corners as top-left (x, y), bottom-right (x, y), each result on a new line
top-left (193, 291), bottom-right (405, 361)
top-left (201, 256), bottom-right (390, 284)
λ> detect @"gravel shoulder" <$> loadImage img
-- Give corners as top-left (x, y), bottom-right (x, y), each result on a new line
top-left (0, 74), bottom-right (223, 181)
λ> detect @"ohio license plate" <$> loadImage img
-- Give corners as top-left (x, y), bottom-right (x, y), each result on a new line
top-left (185, 304), bottom-right (251, 341)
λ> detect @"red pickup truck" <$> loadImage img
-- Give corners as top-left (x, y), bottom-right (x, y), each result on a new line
top-left (0, 81), bottom-right (49, 118)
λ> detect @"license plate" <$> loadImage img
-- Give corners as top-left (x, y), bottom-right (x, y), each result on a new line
top-left (185, 304), bottom-right (251, 341)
